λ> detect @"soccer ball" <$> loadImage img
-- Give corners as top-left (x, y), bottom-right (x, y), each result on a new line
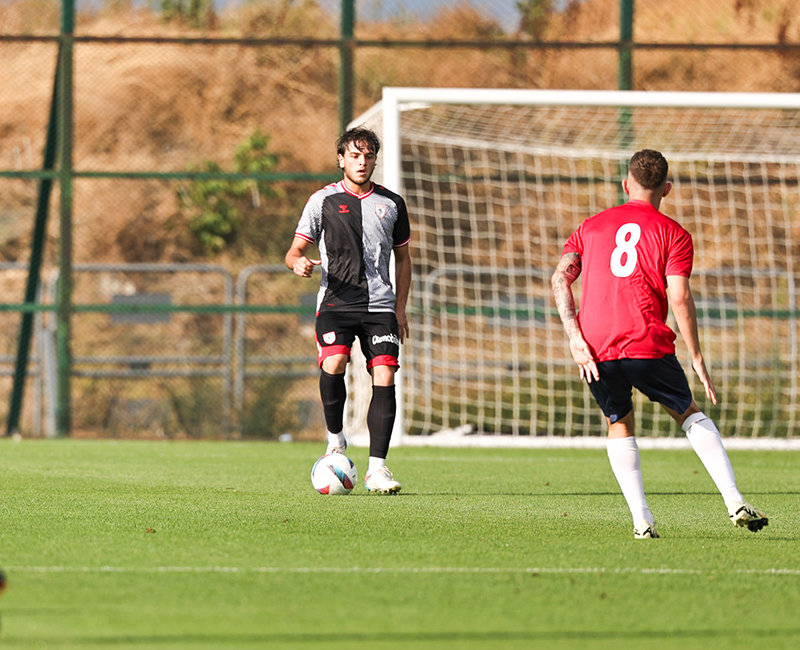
top-left (311, 453), bottom-right (358, 495)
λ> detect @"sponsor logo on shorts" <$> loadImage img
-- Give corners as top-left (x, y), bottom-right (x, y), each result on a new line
top-left (323, 331), bottom-right (337, 345)
top-left (372, 333), bottom-right (400, 346)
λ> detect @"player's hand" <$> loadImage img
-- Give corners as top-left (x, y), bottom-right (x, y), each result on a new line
top-left (569, 336), bottom-right (599, 383)
top-left (692, 357), bottom-right (718, 405)
top-left (396, 307), bottom-right (409, 343)
top-left (292, 256), bottom-right (321, 278)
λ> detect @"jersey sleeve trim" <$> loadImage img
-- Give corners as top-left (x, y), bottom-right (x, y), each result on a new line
top-left (393, 236), bottom-right (411, 248)
top-left (294, 232), bottom-right (315, 243)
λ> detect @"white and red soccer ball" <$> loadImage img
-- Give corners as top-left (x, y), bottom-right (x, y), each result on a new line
top-left (311, 453), bottom-right (358, 495)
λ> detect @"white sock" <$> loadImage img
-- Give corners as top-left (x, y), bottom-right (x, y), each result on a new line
top-left (327, 430), bottom-right (346, 449)
top-left (607, 436), bottom-right (654, 525)
top-left (683, 412), bottom-right (743, 508)
top-left (368, 456), bottom-right (386, 474)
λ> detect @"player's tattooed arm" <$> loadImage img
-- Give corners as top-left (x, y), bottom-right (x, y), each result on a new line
top-left (552, 252), bottom-right (599, 382)
top-left (551, 253), bottom-right (583, 340)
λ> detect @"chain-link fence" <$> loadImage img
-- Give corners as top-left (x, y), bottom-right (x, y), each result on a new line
top-left (1, 0), bottom-right (799, 437)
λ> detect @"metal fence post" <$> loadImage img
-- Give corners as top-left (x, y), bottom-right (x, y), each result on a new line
top-left (339, 0), bottom-right (356, 134)
top-left (619, 0), bottom-right (634, 91)
top-left (6, 54), bottom-right (60, 436)
top-left (617, 0), bottom-right (635, 202)
top-left (56, 0), bottom-right (75, 436)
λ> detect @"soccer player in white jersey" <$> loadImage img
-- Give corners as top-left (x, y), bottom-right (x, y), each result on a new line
top-left (285, 127), bottom-right (411, 494)
top-left (552, 149), bottom-right (768, 538)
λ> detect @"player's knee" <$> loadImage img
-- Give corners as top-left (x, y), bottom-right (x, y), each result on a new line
top-left (321, 354), bottom-right (349, 374)
top-left (673, 400), bottom-right (701, 425)
top-left (370, 364), bottom-right (397, 386)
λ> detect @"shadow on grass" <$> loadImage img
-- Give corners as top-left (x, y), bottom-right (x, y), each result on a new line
top-left (2, 628), bottom-right (799, 646)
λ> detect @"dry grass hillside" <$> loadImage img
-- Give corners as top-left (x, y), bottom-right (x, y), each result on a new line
top-left (1, 0), bottom-right (800, 271)
top-left (2, 0), bottom-right (800, 438)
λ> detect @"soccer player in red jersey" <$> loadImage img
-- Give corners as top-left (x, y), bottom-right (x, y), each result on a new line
top-left (552, 149), bottom-right (768, 538)
top-left (285, 127), bottom-right (411, 494)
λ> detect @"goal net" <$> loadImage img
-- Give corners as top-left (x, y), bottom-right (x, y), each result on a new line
top-left (348, 88), bottom-right (800, 446)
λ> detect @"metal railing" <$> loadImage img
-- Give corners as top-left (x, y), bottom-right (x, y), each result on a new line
top-left (234, 265), bottom-right (318, 436)
top-left (0, 263), bottom-right (45, 436)
top-left (43, 263), bottom-right (235, 437)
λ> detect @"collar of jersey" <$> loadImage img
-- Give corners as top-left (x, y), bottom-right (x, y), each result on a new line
top-left (340, 180), bottom-right (374, 200)
top-left (627, 199), bottom-right (656, 208)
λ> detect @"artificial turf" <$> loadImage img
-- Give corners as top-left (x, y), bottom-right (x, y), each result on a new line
top-left (0, 438), bottom-right (797, 649)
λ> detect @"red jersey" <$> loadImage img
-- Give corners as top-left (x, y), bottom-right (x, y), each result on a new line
top-left (562, 200), bottom-right (693, 361)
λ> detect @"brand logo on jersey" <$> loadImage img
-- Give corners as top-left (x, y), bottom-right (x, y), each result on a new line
top-left (338, 205), bottom-right (350, 213)
top-left (322, 331), bottom-right (337, 345)
top-left (375, 204), bottom-right (387, 219)
top-left (372, 333), bottom-right (400, 346)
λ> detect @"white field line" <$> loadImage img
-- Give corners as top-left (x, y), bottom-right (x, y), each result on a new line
top-left (348, 429), bottom-right (800, 451)
top-left (5, 566), bottom-right (800, 576)
top-left (387, 436), bottom-right (800, 451)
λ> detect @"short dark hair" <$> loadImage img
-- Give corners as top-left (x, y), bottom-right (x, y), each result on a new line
top-left (629, 149), bottom-right (669, 190)
top-left (337, 127), bottom-right (381, 157)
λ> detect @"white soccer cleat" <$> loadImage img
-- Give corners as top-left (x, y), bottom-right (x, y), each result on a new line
top-left (633, 521), bottom-right (660, 539)
top-left (729, 501), bottom-right (769, 532)
top-left (364, 466), bottom-right (402, 494)
top-left (325, 442), bottom-right (347, 456)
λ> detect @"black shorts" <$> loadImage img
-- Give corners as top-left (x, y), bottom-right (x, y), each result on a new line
top-left (588, 355), bottom-right (693, 423)
top-left (315, 310), bottom-right (400, 370)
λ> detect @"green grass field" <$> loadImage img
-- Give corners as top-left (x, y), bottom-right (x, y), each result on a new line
top-left (0, 439), bottom-right (798, 650)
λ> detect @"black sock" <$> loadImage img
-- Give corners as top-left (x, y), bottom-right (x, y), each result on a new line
top-left (367, 385), bottom-right (396, 459)
top-left (319, 370), bottom-right (346, 434)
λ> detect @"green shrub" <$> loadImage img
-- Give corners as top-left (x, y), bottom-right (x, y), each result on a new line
top-left (179, 130), bottom-right (283, 256)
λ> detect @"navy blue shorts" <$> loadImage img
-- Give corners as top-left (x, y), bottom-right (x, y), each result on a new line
top-left (588, 355), bottom-right (693, 423)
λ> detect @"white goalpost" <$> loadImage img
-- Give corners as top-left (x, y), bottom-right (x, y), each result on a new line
top-left (346, 88), bottom-right (800, 449)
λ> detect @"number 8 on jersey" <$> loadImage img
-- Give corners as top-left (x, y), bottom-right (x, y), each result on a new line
top-left (610, 223), bottom-right (641, 278)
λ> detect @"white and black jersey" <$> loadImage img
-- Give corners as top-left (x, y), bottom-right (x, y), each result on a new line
top-left (294, 181), bottom-right (411, 314)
